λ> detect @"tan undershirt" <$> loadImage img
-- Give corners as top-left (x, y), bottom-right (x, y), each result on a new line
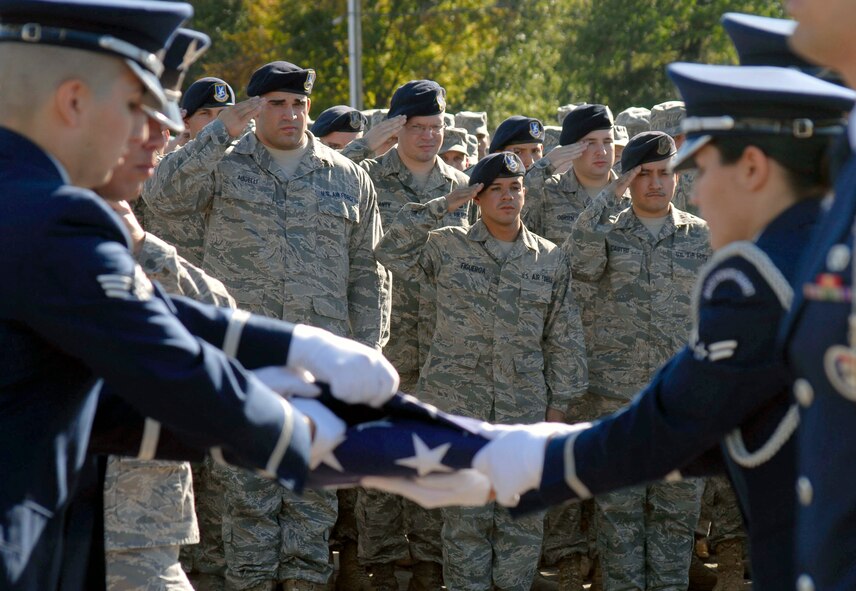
top-left (638, 214), bottom-right (670, 238)
top-left (265, 137), bottom-right (309, 179)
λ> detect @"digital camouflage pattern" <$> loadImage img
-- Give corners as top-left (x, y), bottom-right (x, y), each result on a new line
top-left (107, 545), bottom-right (194, 591)
top-left (375, 195), bottom-right (586, 589)
top-left (442, 503), bottom-right (543, 591)
top-left (142, 118), bottom-right (389, 350)
top-left (376, 196), bottom-right (588, 421)
top-left (523, 165), bottom-right (628, 376)
top-left (571, 194), bottom-right (709, 590)
top-left (570, 191), bottom-right (710, 401)
top-left (702, 476), bottom-right (747, 549)
top-left (672, 169), bottom-right (701, 218)
top-left (137, 233), bottom-right (235, 308)
top-left (355, 489), bottom-right (444, 565)
top-left (360, 148), bottom-right (469, 387)
top-left (142, 121), bottom-right (388, 589)
top-left (218, 466), bottom-right (337, 589)
top-left (355, 148), bottom-right (470, 566)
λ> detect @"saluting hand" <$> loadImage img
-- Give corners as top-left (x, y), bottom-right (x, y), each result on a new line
top-left (544, 142), bottom-right (587, 174)
top-left (612, 165), bottom-right (641, 198)
top-left (218, 97), bottom-right (264, 139)
top-left (446, 183), bottom-right (483, 213)
top-left (107, 200), bottom-right (146, 256)
top-left (361, 115), bottom-right (406, 155)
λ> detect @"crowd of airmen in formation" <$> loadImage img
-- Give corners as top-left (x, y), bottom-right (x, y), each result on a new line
top-left (3, 2), bottom-right (856, 591)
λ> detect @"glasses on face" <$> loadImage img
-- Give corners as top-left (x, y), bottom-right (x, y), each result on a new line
top-left (405, 123), bottom-right (445, 136)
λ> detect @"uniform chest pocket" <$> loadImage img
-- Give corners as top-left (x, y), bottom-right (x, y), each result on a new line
top-left (218, 174), bottom-right (278, 206)
top-left (607, 248), bottom-right (644, 288)
top-left (317, 194), bottom-right (360, 224)
top-left (520, 280), bottom-right (553, 304)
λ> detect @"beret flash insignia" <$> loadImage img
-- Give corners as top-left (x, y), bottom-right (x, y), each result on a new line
top-left (504, 152), bottom-right (520, 173)
top-left (304, 70), bottom-right (316, 92)
top-left (529, 120), bottom-right (544, 139)
top-left (658, 135), bottom-right (672, 155)
top-left (436, 92), bottom-right (446, 112)
top-left (349, 111), bottom-right (362, 130)
top-left (213, 83), bottom-right (229, 103)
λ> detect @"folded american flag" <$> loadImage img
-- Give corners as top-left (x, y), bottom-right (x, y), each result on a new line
top-left (304, 387), bottom-right (547, 515)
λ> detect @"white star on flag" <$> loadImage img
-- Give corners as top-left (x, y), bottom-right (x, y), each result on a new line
top-left (395, 434), bottom-right (453, 477)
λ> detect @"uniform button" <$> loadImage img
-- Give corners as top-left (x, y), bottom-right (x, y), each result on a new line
top-left (797, 476), bottom-right (813, 506)
top-left (794, 379), bottom-right (814, 408)
top-left (797, 573), bottom-right (815, 591)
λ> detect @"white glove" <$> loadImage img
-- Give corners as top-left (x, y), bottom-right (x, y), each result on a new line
top-left (472, 422), bottom-right (590, 507)
top-left (252, 367), bottom-right (322, 398)
top-left (361, 469), bottom-right (492, 509)
top-left (286, 324), bottom-right (399, 407)
top-left (290, 397), bottom-right (347, 470)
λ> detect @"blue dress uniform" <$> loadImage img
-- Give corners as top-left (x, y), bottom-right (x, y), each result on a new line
top-left (781, 119), bottom-right (856, 591)
top-left (532, 63), bottom-right (856, 591)
top-left (0, 3), bottom-right (315, 589)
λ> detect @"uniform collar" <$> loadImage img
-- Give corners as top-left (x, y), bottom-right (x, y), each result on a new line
top-left (467, 219), bottom-right (539, 251)
top-left (235, 131), bottom-right (335, 179)
top-left (558, 167), bottom-right (617, 196)
top-left (379, 148), bottom-right (456, 190)
top-left (614, 203), bottom-right (685, 240)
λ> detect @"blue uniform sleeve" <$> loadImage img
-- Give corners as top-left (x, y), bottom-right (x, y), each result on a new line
top-left (12, 194), bottom-right (310, 490)
top-left (539, 252), bottom-right (791, 504)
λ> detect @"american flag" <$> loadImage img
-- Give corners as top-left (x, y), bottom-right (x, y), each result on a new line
top-left (304, 386), bottom-right (547, 514)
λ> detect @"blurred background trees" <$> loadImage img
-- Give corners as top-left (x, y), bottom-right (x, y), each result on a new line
top-left (186, 0), bottom-right (785, 127)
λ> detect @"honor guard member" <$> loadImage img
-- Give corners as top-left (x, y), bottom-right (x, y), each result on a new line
top-left (456, 110), bottom-right (490, 160)
top-left (93, 28), bottom-right (235, 591)
top-left (142, 60), bottom-right (389, 591)
top-left (375, 152), bottom-right (588, 591)
top-left (615, 106), bottom-right (651, 140)
top-left (781, 1), bottom-right (856, 588)
top-left (439, 126), bottom-right (471, 172)
top-left (357, 79), bottom-right (470, 591)
top-left (569, 129), bottom-right (709, 591)
top-left (473, 62), bottom-right (855, 591)
top-left (97, 29), bottom-right (238, 591)
top-left (0, 1), bottom-right (406, 590)
top-left (489, 116), bottom-right (545, 170)
top-left (310, 104), bottom-right (368, 150)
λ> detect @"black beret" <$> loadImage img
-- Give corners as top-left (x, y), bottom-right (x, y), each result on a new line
top-left (181, 77), bottom-right (235, 118)
top-left (469, 152), bottom-right (525, 187)
top-left (559, 104), bottom-right (614, 146)
top-left (489, 116), bottom-right (544, 153)
top-left (310, 105), bottom-right (367, 137)
top-left (388, 80), bottom-right (446, 119)
top-left (247, 61), bottom-right (316, 97)
top-left (620, 131), bottom-right (676, 171)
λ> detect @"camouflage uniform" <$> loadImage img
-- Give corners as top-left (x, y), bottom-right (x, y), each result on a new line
top-left (672, 170), bottom-right (700, 217)
top-left (522, 165), bottom-right (628, 572)
top-left (104, 232), bottom-right (236, 591)
top-left (375, 196), bottom-right (588, 591)
top-left (570, 190), bottom-right (710, 591)
top-left (142, 119), bottom-right (388, 590)
top-left (354, 148), bottom-right (470, 570)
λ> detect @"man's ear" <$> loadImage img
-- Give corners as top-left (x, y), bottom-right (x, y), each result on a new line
top-left (736, 145), bottom-right (770, 193)
top-left (306, 97), bottom-right (311, 116)
top-left (54, 78), bottom-right (90, 128)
